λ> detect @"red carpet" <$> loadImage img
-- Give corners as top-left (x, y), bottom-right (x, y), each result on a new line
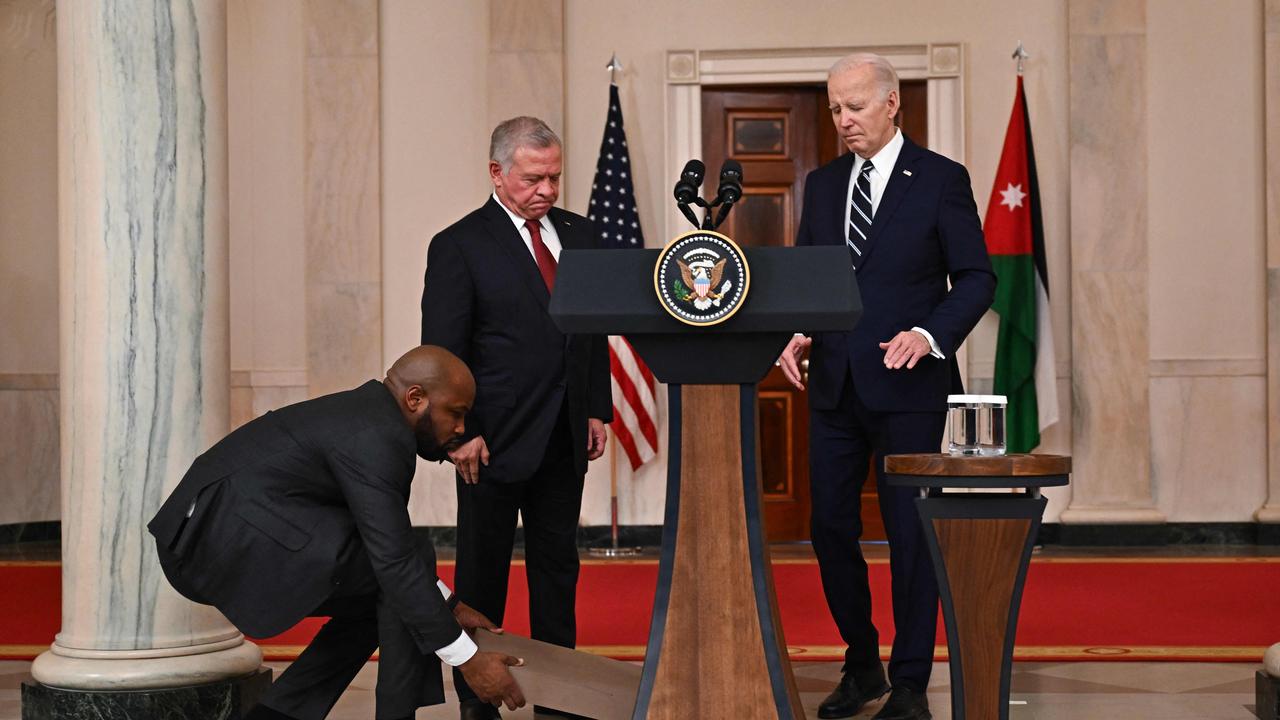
top-left (3, 558), bottom-right (1277, 662)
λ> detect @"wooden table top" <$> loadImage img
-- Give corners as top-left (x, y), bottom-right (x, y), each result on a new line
top-left (884, 453), bottom-right (1071, 478)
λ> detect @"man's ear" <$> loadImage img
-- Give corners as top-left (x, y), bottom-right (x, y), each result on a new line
top-left (406, 384), bottom-right (429, 413)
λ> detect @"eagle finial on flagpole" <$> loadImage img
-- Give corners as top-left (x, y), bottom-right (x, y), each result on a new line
top-left (1012, 41), bottom-right (1030, 76)
top-left (607, 52), bottom-right (622, 86)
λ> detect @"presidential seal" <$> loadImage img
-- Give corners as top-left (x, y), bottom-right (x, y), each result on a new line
top-left (654, 230), bottom-right (750, 326)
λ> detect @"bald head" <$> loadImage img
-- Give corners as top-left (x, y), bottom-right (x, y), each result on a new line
top-left (384, 346), bottom-right (475, 460)
top-left (386, 345), bottom-right (474, 399)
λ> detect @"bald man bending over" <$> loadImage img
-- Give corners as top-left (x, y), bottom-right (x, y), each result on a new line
top-left (150, 346), bottom-right (526, 720)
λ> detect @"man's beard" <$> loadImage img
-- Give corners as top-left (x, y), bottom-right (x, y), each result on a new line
top-left (414, 415), bottom-right (458, 462)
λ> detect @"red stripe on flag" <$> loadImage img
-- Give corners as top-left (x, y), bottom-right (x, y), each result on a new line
top-left (608, 400), bottom-right (645, 470)
top-left (609, 343), bottom-right (658, 450)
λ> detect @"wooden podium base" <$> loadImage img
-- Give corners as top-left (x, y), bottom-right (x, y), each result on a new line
top-left (633, 384), bottom-right (803, 720)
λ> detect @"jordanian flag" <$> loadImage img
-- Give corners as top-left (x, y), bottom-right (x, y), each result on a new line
top-left (983, 76), bottom-right (1059, 453)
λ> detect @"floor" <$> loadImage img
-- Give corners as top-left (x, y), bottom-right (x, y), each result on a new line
top-left (0, 658), bottom-right (1263, 719)
top-left (2, 542), bottom-right (1272, 719)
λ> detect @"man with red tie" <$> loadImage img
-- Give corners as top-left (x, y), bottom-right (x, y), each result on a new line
top-left (421, 116), bottom-right (613, 720)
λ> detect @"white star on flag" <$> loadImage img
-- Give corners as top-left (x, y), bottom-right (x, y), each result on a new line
top-left (1000, 182), bottom-right (1027, 211)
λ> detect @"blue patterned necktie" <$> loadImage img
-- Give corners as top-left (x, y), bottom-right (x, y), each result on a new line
top-left (848, 160), bottom-right (875, 268)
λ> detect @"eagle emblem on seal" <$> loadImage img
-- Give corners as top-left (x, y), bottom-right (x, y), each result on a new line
top-left (676, 257), bottom-right (729, 310)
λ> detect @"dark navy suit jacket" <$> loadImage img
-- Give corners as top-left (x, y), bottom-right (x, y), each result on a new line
top-left (420, 198), bottom-right (613, 483)
top-left (797, 134), bottom-right (995, 412)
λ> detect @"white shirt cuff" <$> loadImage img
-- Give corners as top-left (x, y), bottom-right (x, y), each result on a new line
top-left (435, 631), bottom-right (478, 666)
top-left (911, 326), bottom-right (944, 359)
top-left (436, 579), bottom-right (453, 602)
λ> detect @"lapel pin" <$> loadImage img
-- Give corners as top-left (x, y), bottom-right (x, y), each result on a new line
top-left (903, 170), bottom-right (913, 176)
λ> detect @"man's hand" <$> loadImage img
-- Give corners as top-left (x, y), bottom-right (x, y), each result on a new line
top-left (776, 335), bottom-right (812, 390)
top-left (449, 436), bottom-right (490, 484)
top-left (587, 418), bottom-right (608, 461)
top-left (878, 330), bottom-right (932, 370)
top-left (453, 601), bottom-right (503, 637)
top-left (458, 651), bottom-right (526, 710)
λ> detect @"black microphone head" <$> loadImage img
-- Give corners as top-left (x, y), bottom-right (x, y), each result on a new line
top-left (674, 159), bottom-right (706, 203)
top-left (717, 160), bottom-right (743, 204)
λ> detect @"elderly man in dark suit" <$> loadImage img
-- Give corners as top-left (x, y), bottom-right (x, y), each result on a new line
top-left (777, 53), bottom-right (996, 720)
top-left (149, 346), bottom-right (526, 720)
top-left (421, 116), bottom-right (612, 720)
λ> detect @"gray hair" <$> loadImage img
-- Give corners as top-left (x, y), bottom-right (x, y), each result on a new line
top-left (829, 52), bottom-right (900, 100)
top-left (490, 116), bottom-right (561, 173)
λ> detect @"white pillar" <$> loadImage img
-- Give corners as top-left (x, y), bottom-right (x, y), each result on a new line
top-left (31, 0), bottom-right (260, 692)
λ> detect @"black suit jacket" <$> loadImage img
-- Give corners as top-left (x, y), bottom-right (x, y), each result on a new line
top-left (797, 135), bottom-right (996, 412)
top-left (148, 381), bottom-right (459, 655)
top-left (420, 198), bottom-right (612, 483)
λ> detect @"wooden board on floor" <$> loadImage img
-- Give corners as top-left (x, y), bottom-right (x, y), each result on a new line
top-left (475, 629), bottom-right (640, 720)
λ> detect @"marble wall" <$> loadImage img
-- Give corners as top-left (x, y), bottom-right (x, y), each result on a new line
top-left (1059, 0), bottom-right (1161, 524)
top-left (304, 0), bottom-right (384, 398)
top-left (0, 0), bottom-right (60, 526)
top-left (227, 0), bottom-right (310, 427)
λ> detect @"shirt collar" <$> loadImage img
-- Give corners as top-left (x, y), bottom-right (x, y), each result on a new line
top-left (492, 192), bottom-right (552, 234)
top-left (855, 127), bottom-right (903, 178)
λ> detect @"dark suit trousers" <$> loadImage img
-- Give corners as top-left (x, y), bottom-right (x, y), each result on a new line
top-left (452, 402), bottom-right (582, 703)
top-left (809, 370), bottom-right (945, 692)
top-left (259, 536), bottom-right (440, 720)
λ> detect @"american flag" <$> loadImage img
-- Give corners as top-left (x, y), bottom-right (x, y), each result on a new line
top-left (588, 84), bottom-right (658, 470)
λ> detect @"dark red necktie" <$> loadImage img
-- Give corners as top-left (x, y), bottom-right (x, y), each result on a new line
top-left (525, 219), bottom-right (557, 291)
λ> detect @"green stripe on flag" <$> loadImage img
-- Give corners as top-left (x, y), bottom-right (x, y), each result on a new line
top-left (990, 253), bottom-right (1040, 452)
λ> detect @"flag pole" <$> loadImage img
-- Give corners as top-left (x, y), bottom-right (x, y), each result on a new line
top-left (588, 51), bottom-right (642, 559)
top-left (1012, 41), bottom-right (1030, 76)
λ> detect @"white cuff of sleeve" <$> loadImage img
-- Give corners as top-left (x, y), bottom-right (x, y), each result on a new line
top-left (911, 327), bottom-right (945, 359)
top-left (435, 631), bottom-right (478, 666)
top-left (436, 579), bottom-right (453, 601)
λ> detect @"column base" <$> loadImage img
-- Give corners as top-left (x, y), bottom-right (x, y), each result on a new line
top-left (21, 668), bottom-right (273, 720)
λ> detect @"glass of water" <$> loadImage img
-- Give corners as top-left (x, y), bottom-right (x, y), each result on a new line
top-left (947, 394), bottom-right (1007, 456)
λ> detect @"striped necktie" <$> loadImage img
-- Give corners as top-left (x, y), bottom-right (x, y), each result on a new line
top-left (848, 160), bottom-right (875, 268)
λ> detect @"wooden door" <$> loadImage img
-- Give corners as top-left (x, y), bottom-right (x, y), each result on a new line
top-left (701, 82), bottom-right (927, 542)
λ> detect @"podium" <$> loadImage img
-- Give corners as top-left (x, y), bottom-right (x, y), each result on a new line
top-left (883, 454), bottom-right (1071, 720)
top-left (551, 245), bottom-right (860, 720)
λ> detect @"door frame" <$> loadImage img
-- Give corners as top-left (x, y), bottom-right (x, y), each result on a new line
top-left (663, 43), bottom-right (971, 389)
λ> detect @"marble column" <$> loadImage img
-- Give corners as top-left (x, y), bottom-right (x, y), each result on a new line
top-left (1257, 0), bottom-right (1280, 527)
top-left (1059, 0), bottom-right (1164, 526)
top-left (25, 0), bottom-right (264, 714)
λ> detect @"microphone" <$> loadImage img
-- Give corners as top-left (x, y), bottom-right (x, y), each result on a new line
top-left (715, 160), bottom-right (743, 205)
top-left (673, 159), bottom-right (705, 229)
top-left (712, 160), bottom-right (744, 228)
top-left (673, 159), bottom-right (705, 204)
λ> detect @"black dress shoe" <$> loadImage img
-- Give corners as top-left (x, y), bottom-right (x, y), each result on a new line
top-left (459, 699), bottom-right (501, 720)
top-left (871, 686), bottom-right (931, 720)
top-left (817, 671), bottom-right (891, 719)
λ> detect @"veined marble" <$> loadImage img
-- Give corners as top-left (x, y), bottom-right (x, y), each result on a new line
top-left (36, 0), bottom-right (259, 690)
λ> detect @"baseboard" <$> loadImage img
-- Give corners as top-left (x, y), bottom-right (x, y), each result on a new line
top-left (0, 521), bottom-right (59, 545)
top-left (1038, 522), bottom-right (1280, 547)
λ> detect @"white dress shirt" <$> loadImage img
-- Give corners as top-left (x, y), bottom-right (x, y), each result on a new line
top-left (843, 129), bottom-right (944, 359)
top-left (434, 580), bottom-right (477, 666)
top-left (493, 192), bottom-right (562, 261)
